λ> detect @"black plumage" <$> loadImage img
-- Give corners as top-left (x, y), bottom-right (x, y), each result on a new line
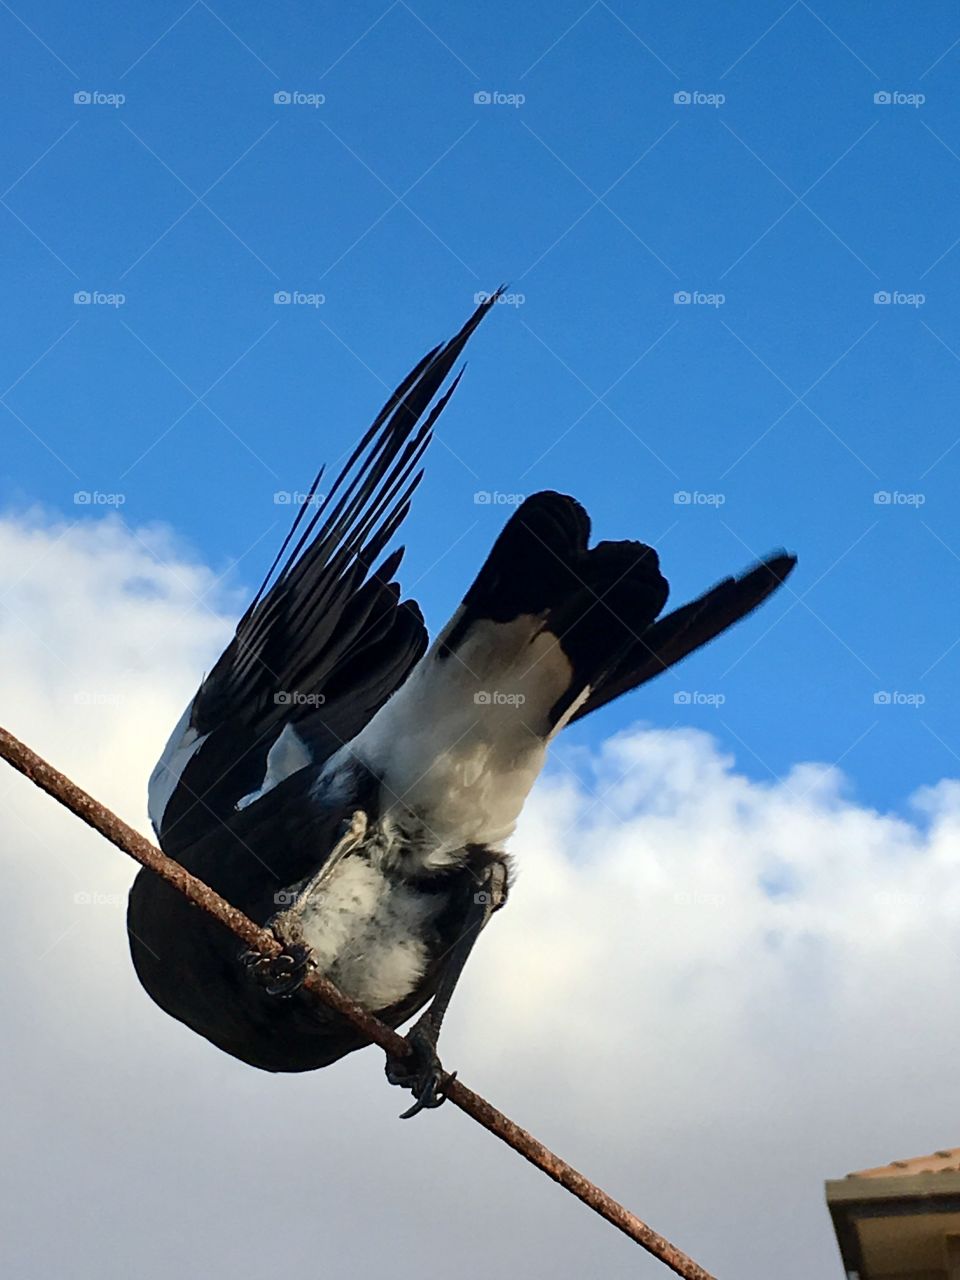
top-left (129, 292), bottom-right (796, 1111)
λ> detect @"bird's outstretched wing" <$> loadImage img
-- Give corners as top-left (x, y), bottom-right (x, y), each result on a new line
top-left (149, 292), bottom-right (500, 858)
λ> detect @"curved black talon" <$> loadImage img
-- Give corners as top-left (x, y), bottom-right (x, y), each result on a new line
top-left (400, 1069), bottom-right (458, 1120)
top-left (385, 1022), bottom-right (456, 1119)
top-left (240, 941), bottom-right (314, 997)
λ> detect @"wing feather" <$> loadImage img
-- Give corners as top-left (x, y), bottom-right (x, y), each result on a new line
top-left (150, 291), bottom-right (501, 853)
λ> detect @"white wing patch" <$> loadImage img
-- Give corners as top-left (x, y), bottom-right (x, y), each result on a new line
top-left (235, 722), bottom-right (312, 812)
top-left (148, 701), bottom-right (209, 835)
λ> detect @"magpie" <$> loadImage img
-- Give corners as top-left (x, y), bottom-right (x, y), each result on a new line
top-left (128, 291), bottom-right (796, 1116)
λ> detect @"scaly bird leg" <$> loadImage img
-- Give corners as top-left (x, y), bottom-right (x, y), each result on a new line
top-left (240, 809), bottom-right (369, 996)
top-left (386, 859), bottom-right (508, 1119)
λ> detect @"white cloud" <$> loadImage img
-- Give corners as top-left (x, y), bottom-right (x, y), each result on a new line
top-left (0, 511), bottom-right (957, 1279)
top-left (0, 509), bottom-right (233, 818)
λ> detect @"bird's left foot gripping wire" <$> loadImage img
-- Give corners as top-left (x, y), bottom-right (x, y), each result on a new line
top-left (241, 940), bottom-right (314, 997)
top-left (241, 809), bottom-right (370, 997)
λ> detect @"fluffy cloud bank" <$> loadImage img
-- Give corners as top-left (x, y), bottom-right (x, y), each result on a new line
top-left (0, 512), bottom-right (957, 1280)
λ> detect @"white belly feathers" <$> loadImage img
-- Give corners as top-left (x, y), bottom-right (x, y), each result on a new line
top-left (295, 857), bottom-right (444, 1009)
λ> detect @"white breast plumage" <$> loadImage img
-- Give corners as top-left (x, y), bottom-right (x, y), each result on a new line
top-left (294, 858), bottom-right (445, 1009)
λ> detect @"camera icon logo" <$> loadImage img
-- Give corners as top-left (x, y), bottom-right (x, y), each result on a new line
top-left (73, 291), bottom-right (91, 304)
top-left (874, 91), bottom-right (892, 105)
top-left (74, 91), bottom-right (91, 105)
top-left (674, 290), bottom-right (691, 304)
top-left (873, 291), bottom-right (891, 304)
top-left (274, 91), bottom-right (292, 105)
top-left (674, 90), bottom-right (692, 105)
top-left (274, 290), bottom-right (291, 304)
top-left (474, 91), bottom-right (492, 105)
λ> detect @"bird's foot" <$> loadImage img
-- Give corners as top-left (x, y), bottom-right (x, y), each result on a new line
top-left (385, 1020), bottom-right (457, 1119)
top-left (240, 940), bottom-right (315, 997)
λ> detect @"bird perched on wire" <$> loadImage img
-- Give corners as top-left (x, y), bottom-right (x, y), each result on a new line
top-left (129, 290), bottom-right (796, 1116)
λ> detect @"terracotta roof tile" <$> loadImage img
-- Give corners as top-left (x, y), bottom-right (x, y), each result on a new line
top-left (846, 1147), bottom-right (960, 1179)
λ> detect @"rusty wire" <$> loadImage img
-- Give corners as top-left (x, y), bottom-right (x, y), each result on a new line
top-left (0, 722), bottom-right (717, 1280)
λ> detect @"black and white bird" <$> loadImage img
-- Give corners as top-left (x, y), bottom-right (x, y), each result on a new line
top-left (129, 292), bottom-right (796, 1116)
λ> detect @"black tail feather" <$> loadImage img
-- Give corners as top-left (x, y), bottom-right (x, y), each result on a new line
top-left (439, 491), bottom-right (795, 734)
top-left (569, 551), bottom-right (797, 722)
top-left (439, 491), bottom-right (670, 730)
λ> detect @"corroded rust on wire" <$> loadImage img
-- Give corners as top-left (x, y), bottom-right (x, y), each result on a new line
top-left (0, 723), bottom-right (717, 1280)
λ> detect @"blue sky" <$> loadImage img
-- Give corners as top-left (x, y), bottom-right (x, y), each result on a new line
top-left (3, 0), bottom-right (960, 812)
